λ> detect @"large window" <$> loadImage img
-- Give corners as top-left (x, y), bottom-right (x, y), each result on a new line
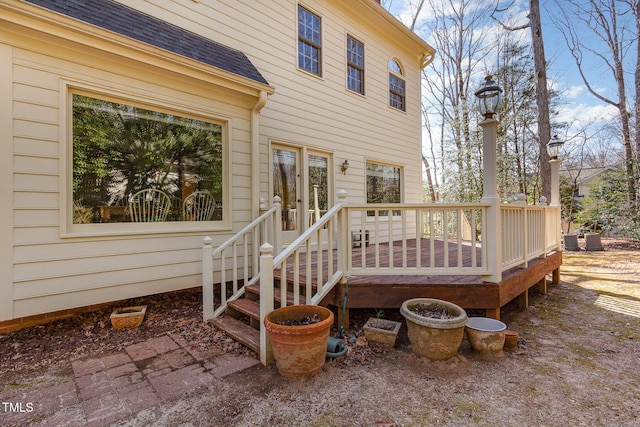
top-left (298, 5), bottom-right (322, 76)
top-left (366, 162), bottom-right (401, 216)
top-left (347, 35), bottom-right (364, 94)
top-left (388, 59), bottom-right (406, 111)
top-left (72, 93), bottom-right (224, 224)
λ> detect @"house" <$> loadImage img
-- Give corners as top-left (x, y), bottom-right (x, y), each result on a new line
top-left (563, 164), bottom-right (623, 199)
top-left (0, 0), bottom-right (436, 331)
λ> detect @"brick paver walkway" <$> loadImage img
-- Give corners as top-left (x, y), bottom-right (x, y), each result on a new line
top-left (0, 333), bottom-right (259, 426)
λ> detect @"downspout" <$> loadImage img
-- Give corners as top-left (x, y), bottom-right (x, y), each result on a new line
top-left (251, 90), bottom-right (269, 219)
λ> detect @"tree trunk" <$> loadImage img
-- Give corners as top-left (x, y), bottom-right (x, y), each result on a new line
top-left (530, 0), bottom-right (551, 203)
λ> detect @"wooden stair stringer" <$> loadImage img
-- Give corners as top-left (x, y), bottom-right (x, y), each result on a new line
top-left (209, 316), bottom-right (260, 354)
top-left (209, 279), bottom-right (310, 358)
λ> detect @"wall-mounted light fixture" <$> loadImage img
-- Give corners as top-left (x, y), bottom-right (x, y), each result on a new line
top-left (341, 159), bottom-right (349, 174)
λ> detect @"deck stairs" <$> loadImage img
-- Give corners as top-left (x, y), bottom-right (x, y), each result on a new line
top-left (209, 279), bottom-right (308, 355)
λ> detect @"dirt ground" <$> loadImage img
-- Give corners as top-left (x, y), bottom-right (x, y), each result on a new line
top-left (1, 237), bottom-right (639, 426)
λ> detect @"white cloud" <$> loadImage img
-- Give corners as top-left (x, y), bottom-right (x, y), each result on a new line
top-left (557, 103), bottom-right (618, 127)
top-left (565, 85), bottom-right (585, 99)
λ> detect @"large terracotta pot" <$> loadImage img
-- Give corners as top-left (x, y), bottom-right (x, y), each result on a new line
top-left (264, 305), bottom-right (334, 378)
top-left (400, 298), bottom-right (467, 361)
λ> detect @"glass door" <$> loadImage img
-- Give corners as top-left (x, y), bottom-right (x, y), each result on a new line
top-left (308, 153), bottom-right (329, 226)
top-left (272, 146), bottom-right (300, 243)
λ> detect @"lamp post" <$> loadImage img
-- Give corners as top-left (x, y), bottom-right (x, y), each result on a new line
top-left (547, 135), bottom-right (564, 250)
top-left (475, 75), bottom-right (502, 283)
top-left (547, 135), bottom-right (564, 207)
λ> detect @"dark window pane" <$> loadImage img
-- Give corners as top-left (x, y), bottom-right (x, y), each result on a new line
top-left (72, 94), bottom-right (223, 223)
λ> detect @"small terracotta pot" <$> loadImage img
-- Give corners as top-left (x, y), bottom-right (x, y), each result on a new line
top-left (110, 305), bottom-right (147, 330)
top-left (264, 305), bottom-right (333, 379)
top-left (504, 329), bottom-right (519, 350)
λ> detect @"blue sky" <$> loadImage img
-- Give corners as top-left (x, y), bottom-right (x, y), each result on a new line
top-left (383, 0), bottom-right (633, 144)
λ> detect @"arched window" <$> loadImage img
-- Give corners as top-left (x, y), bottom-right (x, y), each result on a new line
top-left (388, 59), bottom-right (405, 111)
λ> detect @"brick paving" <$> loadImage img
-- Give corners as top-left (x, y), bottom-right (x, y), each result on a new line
top-left (0, 333), bottom-right (259, 426)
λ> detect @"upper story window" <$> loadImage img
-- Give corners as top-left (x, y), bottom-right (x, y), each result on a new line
top-left (72, 93), bottom-right (224, 224)
top-left (298, 6), bottom-right (322, 76)
top-left (347, 35), bottom-right (364, 94)
top-left (388, 59), bottom-right (406, 111)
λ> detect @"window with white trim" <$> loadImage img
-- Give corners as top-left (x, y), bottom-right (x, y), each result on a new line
top-left (72, 93), bottom-right (224, 224)
top-left (389, 59), bottom-right (406, 111)
top-left (298, 5), bottom-right (322, 76)
top-left (347, 35), bottom-right (364, 94)
top-left (366, 162), bottom-right (401, 217)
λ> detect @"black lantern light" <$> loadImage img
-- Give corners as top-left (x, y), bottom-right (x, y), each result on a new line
top-left (547, 135), bottom-right (564, 160)
top-left (474, 75), bottom-right (502, 119)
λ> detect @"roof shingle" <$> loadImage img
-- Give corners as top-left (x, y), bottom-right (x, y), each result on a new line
top-left (24, 0), bottom-right (269, 86)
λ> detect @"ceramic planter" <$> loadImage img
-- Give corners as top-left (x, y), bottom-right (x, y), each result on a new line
top-left (400, 298), bottom-right (467, 361)
top-left (110, 305), bottom-right (147, 330)
top-left (363, 317), bottom-right (401, 348)
top-left (465, 317), bottom-right (506, 354)
top-left (264, 305), bottom-right (334, 379)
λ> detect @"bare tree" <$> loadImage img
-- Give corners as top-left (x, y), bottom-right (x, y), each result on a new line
top-left (418, 0), bottom-right (493, 202)
top-left (554, 0), bottom-right (638, 211)
top-left (491, 0), bottom-right (553, 203)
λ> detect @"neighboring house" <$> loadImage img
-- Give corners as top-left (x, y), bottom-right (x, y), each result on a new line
top-left (563, 164), bottom-right (622, 199)
top-left (0, 0), bottom-right (435, 328)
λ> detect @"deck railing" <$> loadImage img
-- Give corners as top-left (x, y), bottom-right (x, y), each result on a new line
top-left (500, 202), bottom-right (561, 271)
top-left (201, 198), bottom-right (281, 321)
top-left (346, 203), bottom-right (489, 276)
top-left (203, 191), bottom-right (561, 363)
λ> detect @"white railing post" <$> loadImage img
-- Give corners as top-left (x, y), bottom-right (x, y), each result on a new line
top-left (335, 190), bottom-right (349, 279)
top-left (202, 236), bottom-right (214, 321)
top-left (480, 117), bottom-right (502, 282)
top-left (259, 243), bottom-right (274, 365)
top-left (549, 158), bottom-right (562, 251)
top-left (272, 195), bottom-right (282, 257)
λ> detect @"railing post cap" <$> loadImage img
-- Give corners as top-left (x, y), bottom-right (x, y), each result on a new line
top-left (260, 242), bottom-right (274, 254)
top-left (539, 196), bottom-right (547, 206)
top-left (273, 195), bottom-right (281, 205)
top-left (515, 193), bottom-right (526, 204)
top-left (203, 236), bottom-right (212, 246)
top-left (337, 189), bottom-right (347, 201)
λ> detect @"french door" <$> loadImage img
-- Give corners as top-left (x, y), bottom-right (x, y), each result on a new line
top-left (272, 145), bottom-right (330, 245)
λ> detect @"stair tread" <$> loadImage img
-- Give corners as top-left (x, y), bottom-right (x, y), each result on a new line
top-left (245, 284), bottom-right (307, 305)
top-left (227, 298), bottom-right (260, 319)
top-left (209, 316), bottom-right (260, 354)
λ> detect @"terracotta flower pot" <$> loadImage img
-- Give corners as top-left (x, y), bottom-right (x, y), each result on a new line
top-left (264, 305), bottom-right (334, 378)
top-left (503, 329), bottom-right (519, 350)
top-left (400, 298), bottom-right (467, 361)
top-left (110, 305), bottom-right (147, 330)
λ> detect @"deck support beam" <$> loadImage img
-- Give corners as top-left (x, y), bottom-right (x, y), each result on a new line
top-left (538, 277), bottom-right (547, 295)
top-left (485, 308), bottom-right (500, 320)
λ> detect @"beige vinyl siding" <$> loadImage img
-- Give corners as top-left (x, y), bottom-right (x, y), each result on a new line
top-left (2, 29), bottom-right (258, 319)
top-left (1, 0), bottom-right (430, 321)
top-left (0, 43), bottom-right (13, 321)
top-left (131, 0), bottom-right (425, 203)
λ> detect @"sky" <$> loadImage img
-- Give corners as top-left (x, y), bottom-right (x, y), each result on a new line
top-left (382, 0), bottom-right (635, 155)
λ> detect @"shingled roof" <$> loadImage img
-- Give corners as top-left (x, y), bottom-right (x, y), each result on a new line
top-left (24, 0), bottom-right (270, 86)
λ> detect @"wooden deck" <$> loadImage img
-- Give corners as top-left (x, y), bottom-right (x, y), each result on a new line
top-left (276, 238), bottom-right (562, 322)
